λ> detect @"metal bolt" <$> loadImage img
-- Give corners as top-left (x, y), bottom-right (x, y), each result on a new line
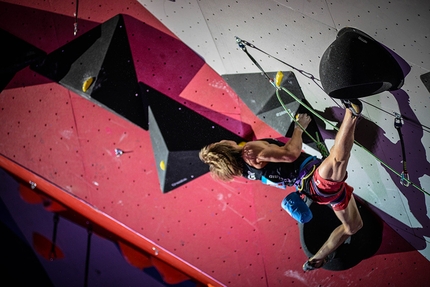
top-left (114, 148), bottom-right (124, 157)
top-left (29, 181), bottom-right (37, 189)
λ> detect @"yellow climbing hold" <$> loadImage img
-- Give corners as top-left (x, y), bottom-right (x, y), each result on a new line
top-left (82, 77), bottom-right (95, 92)
top-left (160, 160), bottom-right (166, 171)
top-left (275, 71), bottom-right (284, 87)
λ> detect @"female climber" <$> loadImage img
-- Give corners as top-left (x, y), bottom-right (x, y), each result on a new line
top-left (199, 99), bottom-right (364, 271)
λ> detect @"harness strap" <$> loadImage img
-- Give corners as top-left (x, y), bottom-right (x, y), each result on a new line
top-left (299, 156), bottom-right (316, 170)
top-left (296, 156), bottom-right (322, 191)
top-left (297, 165), bottom-right (316, 192)
top-left (295, 156), bottom-right (345, 205)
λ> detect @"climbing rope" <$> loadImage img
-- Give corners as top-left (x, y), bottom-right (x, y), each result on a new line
top-left (235, 37), bottom-right (325, 91)
top-left (272, 73), bottom-right (329, 158)
top-left (236, 36), bottom-right (429, 134)
top-left (277, 84), bottom-right (428, 195)
top-left (235, 36), bottom-right (429, 196)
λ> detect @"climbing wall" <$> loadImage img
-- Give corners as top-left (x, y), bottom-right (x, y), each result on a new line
top-left (140, 0), bottom-right (430, 261)
top-left (1, 0), bottom-right (430, 286)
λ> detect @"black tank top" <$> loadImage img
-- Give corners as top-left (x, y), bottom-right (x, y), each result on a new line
top-left (241, 138), bottom-right (312, 188)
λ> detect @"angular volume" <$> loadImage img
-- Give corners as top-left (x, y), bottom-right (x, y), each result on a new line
top-left (223, 71), bottom-right (303, 137)
top-left (144, 83), bottom-right (244, 193)
top-left (223, 71), bottom-right (327, 154)
top-left (30, 14), bottom-right (147, 130)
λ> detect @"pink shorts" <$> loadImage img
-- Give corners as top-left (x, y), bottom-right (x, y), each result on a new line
top-left (308, 168), bottom-right (354, 211)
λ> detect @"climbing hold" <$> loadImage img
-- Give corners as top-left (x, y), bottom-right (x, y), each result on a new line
top-left (82, 77), bottom-right (95, 92)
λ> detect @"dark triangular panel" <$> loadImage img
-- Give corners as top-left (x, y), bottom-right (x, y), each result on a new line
top-left (148, 109), bottom-right (169, 191)
top-left (257, 72), bottom-right (305, 115)
top-left (222, 71), bottom-right (302, 136)
top-left (145, 83), bottom-right (244, 193)
top-left (421, 72), bottom-right (430, 94)
top-left (31, 14), bottom-right (147, 130)
top-left (0, 73), bottom-right (15, 94)
top-left (0, 28), bottom-right (46, 92)
top-left (90, 15), bottom-right (145, 129)
top-left (223, 71), bottom-right (327, 153)
top-left (30, 18), bottom-right (104, 84)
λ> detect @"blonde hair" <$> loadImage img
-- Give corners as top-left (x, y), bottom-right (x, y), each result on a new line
top-left (199, 142), bottom-right (243, 181)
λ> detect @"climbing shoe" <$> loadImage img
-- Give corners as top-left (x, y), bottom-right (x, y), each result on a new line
top-left (302, 252), bottom-right (336, 272)
top-left (341, 98), bottom-right (363, 117)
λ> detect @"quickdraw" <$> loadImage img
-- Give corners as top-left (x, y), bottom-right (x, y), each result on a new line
top-left (394, 113), bottom-right (410, 187)
top-left (235, 36), bottom-right (325, 91)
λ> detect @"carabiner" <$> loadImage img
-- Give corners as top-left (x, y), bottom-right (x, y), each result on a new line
top-left (400, 170), bottom-right (410, 187)
top-left (394, 113), bottom-right (403, 129)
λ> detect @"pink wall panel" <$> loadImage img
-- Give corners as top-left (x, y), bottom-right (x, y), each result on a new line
top-left (0, 81), bottom-right (89, 196)
top-left (180, 63), bottom-right (283, 141)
